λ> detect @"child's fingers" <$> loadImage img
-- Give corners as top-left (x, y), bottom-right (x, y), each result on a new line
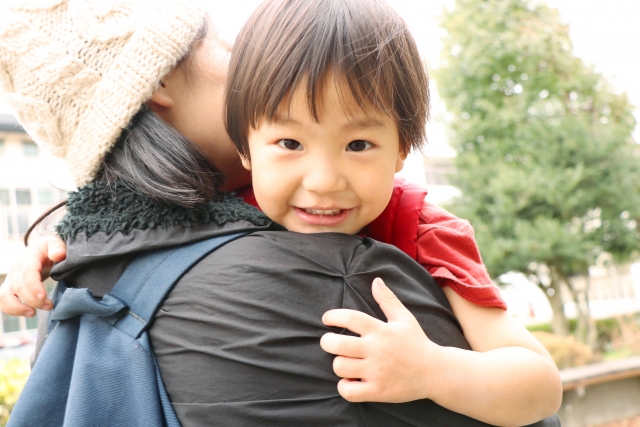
top-left (322, 309), bottom-right (383, 336)
top-left (45, 235), bottom-right (67, 263)
top-left (28, 236), bottom-right (64, 280)
top-left (371, 277), bottom-right (413, 323)
top-left (18, 256), bottom-right (52, 309)
top-left (332, 355), bottom-right (365, 379)
top-left (20, 237), bottom-right (60, 301)
top-left (0, 280), bottom-right (37, 317)
top-left (20, 262), bottom-right (53, 308)
top-left (336, 378), bottom-right (372, 403)
top-left (320, 333), bottom-right (367, 358)
top-left (15, 276), bottom-right (52, 310)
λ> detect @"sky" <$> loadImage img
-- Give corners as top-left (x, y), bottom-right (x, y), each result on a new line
top-left (1, 0), bottom-right (638, 151)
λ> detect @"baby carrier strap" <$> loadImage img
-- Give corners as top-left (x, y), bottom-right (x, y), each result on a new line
top-left (8, 232), bottom-right (247, 427)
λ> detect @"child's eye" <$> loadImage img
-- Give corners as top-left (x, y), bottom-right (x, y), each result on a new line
top-left (346, 140), bottom-right (373, 152)
top-left (277, 139), bottom-right (303, 150)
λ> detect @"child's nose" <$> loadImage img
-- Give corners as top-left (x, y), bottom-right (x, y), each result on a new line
top-left (302, 159), bottom-right (348, 195)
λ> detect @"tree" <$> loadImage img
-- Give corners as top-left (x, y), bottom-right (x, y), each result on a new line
top-left (436, 0), bottom-right (640, 343)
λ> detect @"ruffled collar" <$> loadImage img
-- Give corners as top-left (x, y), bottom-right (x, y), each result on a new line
top-left (56, 181), bottom-right (270, 240)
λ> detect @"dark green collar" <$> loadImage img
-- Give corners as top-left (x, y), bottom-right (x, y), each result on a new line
top-left (56, 182), bottom-right (270, 240)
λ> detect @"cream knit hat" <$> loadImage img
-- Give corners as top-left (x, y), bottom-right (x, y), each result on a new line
top-left (0, 0), bottom-right (206, 186)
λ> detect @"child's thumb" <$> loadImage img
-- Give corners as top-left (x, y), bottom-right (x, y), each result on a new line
top-left (47, 236), bottom-right (67, 262)
top-left (371, 278), bottom-right (411, 322)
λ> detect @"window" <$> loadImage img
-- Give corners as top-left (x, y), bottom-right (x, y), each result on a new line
top-left (17, 212), bottom-right (30, 234)
top-left (5, 213), bottom-right (14, 235)
top-left (15, 189), bottom-right (31, 205)
top-left (26, 315), bottom-right (38, 330)
top-left (425, 167), bottom-right (455, 186)
top-left (3, 312), bottom-right (21, 333)
top-left (425, 158), bottom-right (456, 187)
top-left (0, 189), bottom-right (9, 206)
top-left (22, 141), bottom-right (38, 157)
top-left (38, 188), bottom-right (56, 205)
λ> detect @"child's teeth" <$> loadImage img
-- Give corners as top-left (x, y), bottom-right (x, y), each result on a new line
top-left (304, 209), bottom-right (341, 216)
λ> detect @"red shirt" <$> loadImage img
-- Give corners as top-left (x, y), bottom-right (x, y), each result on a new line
top-left (415, 201), bottom-right (506, 309)
top-left (235, 180), bottom-right (506, 310)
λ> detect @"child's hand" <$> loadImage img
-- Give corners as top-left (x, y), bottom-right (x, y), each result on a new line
top-left (0, 235), bottom-right (66, 317)
top-left (320, 278), bottom-right (444, 403)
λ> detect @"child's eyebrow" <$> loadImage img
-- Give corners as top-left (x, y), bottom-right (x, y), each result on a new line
top-left (345, 117), bottom-right (387, 129)
top-left (270, 113), bottom-right (387, 129)
top-left (270, 113), bottom-right (303, 127)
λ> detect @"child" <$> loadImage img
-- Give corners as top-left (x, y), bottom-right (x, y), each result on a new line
top-left (223, 0), bottom-right (561, 425)
top-left (1, 0), bottom-right (561, 425)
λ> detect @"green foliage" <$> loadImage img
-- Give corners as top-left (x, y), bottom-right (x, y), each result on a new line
top-left (0, 359), bottom-right (29, 426)
top-left (437, 0), bottom-right (640, 283)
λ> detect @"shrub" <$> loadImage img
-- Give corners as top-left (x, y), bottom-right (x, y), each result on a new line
top-left (606, 316), bottom-right (640, 359)
top-left (0, 359), bottom-right (30, 426)
top-left (531, 331), bottom-right (593, 369)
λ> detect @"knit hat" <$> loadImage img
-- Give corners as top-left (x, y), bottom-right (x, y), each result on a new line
top-left (0, 0), bottom-right (206, 186)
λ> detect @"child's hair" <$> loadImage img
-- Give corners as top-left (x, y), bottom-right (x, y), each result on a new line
top-left (225, 0), bottom-right (429, 158)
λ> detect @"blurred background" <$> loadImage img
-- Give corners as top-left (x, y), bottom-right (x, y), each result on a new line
top-left (1, 0), bottom-right (639, 425)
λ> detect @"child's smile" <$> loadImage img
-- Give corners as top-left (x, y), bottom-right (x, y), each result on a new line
top-left (293, 207), bottom-right (352, 228)
top-left (243, 76), bottom-right (406, 234)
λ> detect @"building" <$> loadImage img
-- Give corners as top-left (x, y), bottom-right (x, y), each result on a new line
top-left (0, 113), bottom-right (73, 346)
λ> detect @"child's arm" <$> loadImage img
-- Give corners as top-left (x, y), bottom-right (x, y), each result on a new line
top-left (0, 235), bottom-right (66, 316)
top-left (320, 278), bottom-right (562, 427)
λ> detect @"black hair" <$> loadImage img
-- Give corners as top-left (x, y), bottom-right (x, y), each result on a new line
top-left (95, 107), bottom-right (224, 206)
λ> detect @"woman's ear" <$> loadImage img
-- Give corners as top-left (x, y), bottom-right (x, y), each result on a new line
top-left (147, 81), bottom-right (175, 111)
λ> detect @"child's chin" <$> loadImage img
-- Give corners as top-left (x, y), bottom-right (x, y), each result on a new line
top-left (286, 223), bottom-right (359, 235)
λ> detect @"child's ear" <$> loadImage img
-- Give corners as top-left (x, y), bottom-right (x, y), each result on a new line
top-left (240, 154), bottom-right (252, 171)
top-left (395, 149), bottom-right (408, 173)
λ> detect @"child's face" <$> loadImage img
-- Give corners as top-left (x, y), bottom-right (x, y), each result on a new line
top-left (243, 78), bottom-right (406, 234)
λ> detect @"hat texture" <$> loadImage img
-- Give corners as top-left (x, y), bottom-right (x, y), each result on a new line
top-left (0, 0), bottom-right (206, 186)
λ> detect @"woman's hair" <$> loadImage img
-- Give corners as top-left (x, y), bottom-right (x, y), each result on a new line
top-left (95, 106), bottom-right (224, 206)
top-left (225, 0), bottom-right (429, 158)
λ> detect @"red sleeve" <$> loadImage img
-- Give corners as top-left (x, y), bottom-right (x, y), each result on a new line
top-left (417, 201), bottom-right (507, 310)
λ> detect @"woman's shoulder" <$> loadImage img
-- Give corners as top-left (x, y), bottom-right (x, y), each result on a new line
top-left (198, 231), bottom-right (368, 277)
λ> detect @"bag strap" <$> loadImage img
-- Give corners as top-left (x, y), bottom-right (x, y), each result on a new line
top-left (108, 232), bottom-right (248, 339)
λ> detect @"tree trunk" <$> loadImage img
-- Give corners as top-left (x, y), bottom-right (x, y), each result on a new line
top-left (583, 273), bottom-right (598, 348)
top-left (564, 272), bottom-right (596, 346)
top-left (546, 270), bottom-right (570, 336)
top-left (566, 284), bottom-right (587, 343)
